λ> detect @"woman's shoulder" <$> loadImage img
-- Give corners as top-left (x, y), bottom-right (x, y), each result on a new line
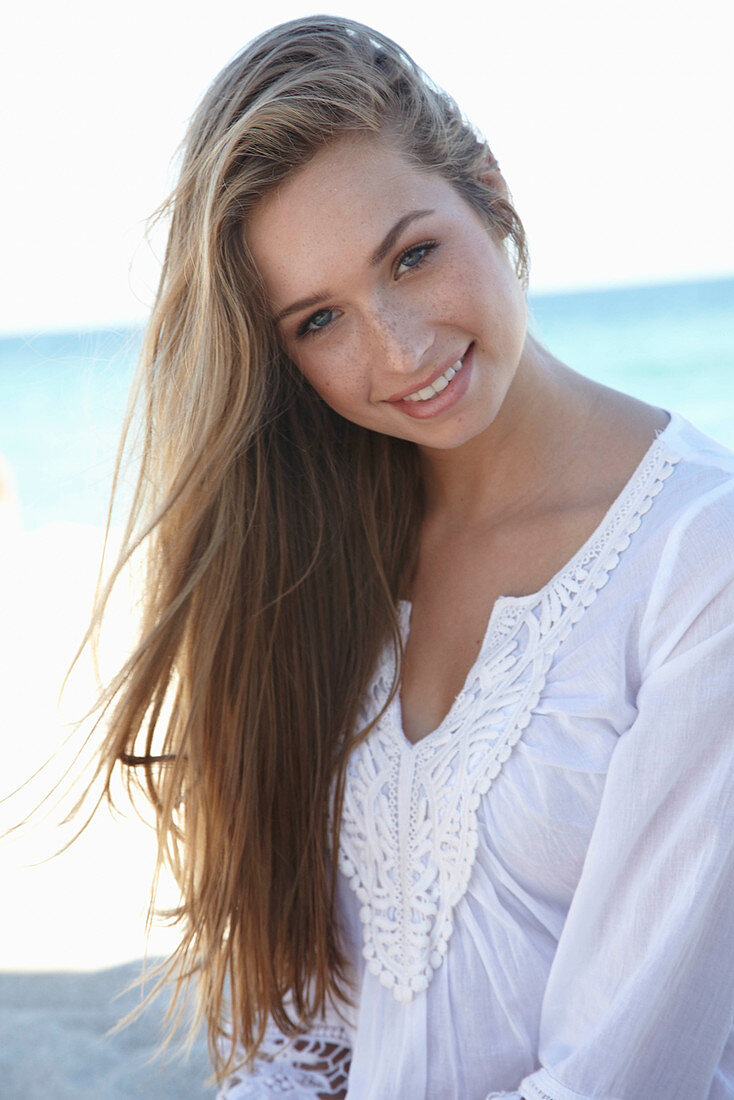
top-left (585, 407), bottom-right (734, 584)
top-left (661, 409), bottom-right (734, 475)
top-left (630, 412), bottom-right (734, 664)
top-left (654, 411), bottom-right (734, 537)
top-left (587, 409), bottom-right (734, 642)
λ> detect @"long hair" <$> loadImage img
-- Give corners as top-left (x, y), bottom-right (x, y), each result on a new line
top-left (84, 14), bottom-right (529, 1079)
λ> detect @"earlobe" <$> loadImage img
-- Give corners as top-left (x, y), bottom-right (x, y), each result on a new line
top-left (477, 152), bottom-right (510, 200)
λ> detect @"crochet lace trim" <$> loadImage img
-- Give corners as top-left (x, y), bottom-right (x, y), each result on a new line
top-left (216, 1023), bottom-right (351, 1098)
top-left (339, 441), bottom-right (678, 1003)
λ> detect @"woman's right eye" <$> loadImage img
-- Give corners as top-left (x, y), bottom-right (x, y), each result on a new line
top-left (296, 308), bottom-right (339, 338)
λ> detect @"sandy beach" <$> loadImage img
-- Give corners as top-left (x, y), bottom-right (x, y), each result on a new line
top-left (0, 962), bottom-right (216, 1098)
top-left (0, 501), bottom-right (216, 1097)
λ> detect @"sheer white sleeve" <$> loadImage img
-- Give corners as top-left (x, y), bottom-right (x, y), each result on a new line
top-left (517, 481), bottom-right (734, 1100)
top-left (215, 1015), bottom-right (351, 1099)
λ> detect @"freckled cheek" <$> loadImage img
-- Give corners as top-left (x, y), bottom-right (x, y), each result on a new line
top-left (300, 355), bottom-right (371, 410)
top-left (434, 256), bottom-right (498, 327)
top-left (452, 261), bottom-right (525, 345)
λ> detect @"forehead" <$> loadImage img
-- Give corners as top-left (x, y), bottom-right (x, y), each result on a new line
top-left (246, 135), bottom-right (461, 300)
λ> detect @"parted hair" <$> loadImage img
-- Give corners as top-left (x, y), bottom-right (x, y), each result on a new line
top-left (84, 14), bottom-right (529, 1080)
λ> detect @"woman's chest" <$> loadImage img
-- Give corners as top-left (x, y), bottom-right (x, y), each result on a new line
top-left (342, 578), bottom-right (641, 991)
top-left (399, 505), bottom-right (612, 743)
top-left (339, 632), bottom-right (629, 1002)
top-left (398, 584), bottom-right (498, 744)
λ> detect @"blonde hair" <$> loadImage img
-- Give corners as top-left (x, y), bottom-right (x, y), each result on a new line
top-left (85, 14), bottom-right (529, 1080)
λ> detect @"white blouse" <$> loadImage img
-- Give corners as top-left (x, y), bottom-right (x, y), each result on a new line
top-left (218, 412), bottom-right (734, 1100)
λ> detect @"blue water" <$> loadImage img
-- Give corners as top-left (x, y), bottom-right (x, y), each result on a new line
top-left (1, 277), bottom-right (732, 530)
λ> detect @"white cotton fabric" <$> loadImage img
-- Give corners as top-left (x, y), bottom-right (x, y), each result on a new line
top-left (218, 412), bottom-right (734, 1100)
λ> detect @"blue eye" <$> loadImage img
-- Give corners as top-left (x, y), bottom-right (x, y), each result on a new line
top-left (297, 308), bottom-right (338, 338)
top-left (394, 241), bottom-right (438, 277)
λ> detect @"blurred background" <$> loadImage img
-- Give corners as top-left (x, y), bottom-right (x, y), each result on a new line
top-left (1, 0), bottom-right (732, 1095)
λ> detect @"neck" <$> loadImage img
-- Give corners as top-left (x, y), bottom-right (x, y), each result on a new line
top-left (416, 334), bottom-right (595, 530)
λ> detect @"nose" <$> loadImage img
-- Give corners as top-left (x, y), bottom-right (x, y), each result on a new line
top-left (363, 299), bottom-right (435, 380)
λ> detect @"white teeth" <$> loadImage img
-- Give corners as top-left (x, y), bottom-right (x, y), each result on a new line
top-left (403, 358), bottom-right (464, 402)
top-left (416, 384), bottom-right (437, 400)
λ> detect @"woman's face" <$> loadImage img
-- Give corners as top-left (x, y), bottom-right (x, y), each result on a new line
top-left (247, 135), bottom-right (528, 450)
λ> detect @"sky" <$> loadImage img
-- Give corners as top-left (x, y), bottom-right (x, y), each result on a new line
top-left (2, 0), bottom-right (732, 335)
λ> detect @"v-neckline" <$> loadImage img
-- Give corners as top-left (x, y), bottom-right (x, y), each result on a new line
top-left (392, 412), bottom-right (678, 751)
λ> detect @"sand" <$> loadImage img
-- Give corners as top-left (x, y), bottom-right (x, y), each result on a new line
top-left (0, 962), bottom-right (216, 1098)
top-left (0, 506), bottom-right (217, 1097)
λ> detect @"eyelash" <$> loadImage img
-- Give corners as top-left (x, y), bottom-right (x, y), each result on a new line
top-left (295, 240), bottom-right (439, 339)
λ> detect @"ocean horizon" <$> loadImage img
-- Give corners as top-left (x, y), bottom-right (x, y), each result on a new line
top-left (1, 275), bottom-right (732, 531)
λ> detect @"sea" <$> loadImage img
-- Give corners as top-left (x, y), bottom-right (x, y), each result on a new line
top-left (1, 276), bottom-right (732, 531)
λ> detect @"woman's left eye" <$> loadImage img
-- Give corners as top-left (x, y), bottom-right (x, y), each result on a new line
top-left (394, 241), bottom-right (438, 278)
top-left (296, 307), bottom-right (340, 338)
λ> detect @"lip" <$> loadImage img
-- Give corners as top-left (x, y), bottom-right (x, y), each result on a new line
top-left (386, 344), bottom-right (474, 420)
top-left (385, 346), bottom-right (472, 403)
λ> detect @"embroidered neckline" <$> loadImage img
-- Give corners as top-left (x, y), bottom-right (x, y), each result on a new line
top-left (392, 419), bottom-right (680, 749)
top-left (339, 428), bottom-right (680, 1003)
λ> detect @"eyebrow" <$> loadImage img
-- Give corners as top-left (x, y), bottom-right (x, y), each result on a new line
top-left (369, 208), bottom-right (435, 266)
top-left (273, 208), bottom-right (435, 324)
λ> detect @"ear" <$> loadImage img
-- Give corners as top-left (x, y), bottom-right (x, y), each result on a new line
top-left (477, 152), bottom-right (510, 199)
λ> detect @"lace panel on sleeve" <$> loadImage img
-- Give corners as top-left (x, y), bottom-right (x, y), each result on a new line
top-left (216, 1021), bottom-right (351, 1099)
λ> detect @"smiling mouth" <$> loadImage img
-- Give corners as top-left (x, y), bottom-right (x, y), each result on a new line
top-left (387, 346), bottom-right (471, 404)
top-left (401, 356), bottom-right (466, 402)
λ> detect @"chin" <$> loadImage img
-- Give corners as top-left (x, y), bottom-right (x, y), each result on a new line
top-left (409, 418), bottom-right (492, 451)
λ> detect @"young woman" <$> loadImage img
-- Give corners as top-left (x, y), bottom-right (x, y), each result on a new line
top-left (88, 15), bottom-right (734, 1099)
